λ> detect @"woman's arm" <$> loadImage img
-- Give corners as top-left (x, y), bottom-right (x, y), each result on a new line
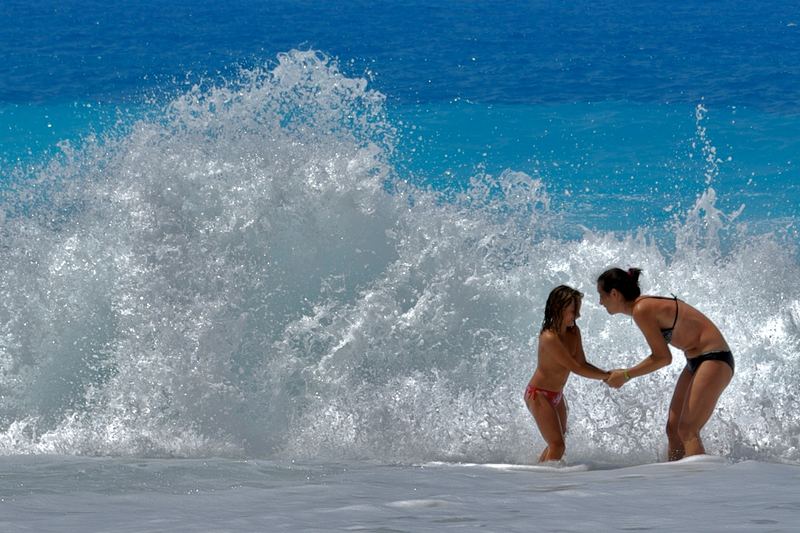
top-left (607, 302), bottom-right (672, 388)
top-left (541, 330), bottom-right (610, 380)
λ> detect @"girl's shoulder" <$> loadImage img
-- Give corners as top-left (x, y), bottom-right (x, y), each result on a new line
top-left (539, 327), bottom-right (579, 344)
top-left (564, 325), bottom-right (582, 343)
top-left (539, 329), bottom-right (557, 340)
top-left (538, 329), bottom-right (560, 345)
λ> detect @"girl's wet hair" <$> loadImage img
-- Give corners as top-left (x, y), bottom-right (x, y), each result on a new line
top-left (541, 285), bottom-right (583, 332)
top-left (597, 267), bottom-right (642, 301)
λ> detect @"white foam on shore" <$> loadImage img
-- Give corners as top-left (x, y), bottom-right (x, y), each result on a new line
top-left (0, 456), bottom-right (797, 532)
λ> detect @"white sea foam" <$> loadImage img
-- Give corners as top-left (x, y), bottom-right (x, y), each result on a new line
top-left (0, 51), bottom-right (798, 468)
top-left (0, 456), bottom-right (798, 532)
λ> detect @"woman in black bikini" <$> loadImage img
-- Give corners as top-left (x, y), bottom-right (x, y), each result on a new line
top-left (597, 267), bottom-right (734, 461)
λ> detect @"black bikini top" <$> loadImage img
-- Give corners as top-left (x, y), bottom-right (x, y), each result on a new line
top-left (638, 294), bottom-right (679, 343)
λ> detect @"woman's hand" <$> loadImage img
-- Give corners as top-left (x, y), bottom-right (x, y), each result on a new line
top-left (606, 369), bottom-right (629, 388)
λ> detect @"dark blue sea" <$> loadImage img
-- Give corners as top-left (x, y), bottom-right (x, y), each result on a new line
top-left (0, 0), bottom-right (798, 470)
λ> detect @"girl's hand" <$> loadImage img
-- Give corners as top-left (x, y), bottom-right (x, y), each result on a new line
top-left (606, 369), bottom-right (629, 389)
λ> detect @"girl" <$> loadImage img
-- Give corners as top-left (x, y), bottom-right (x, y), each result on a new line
top-left (525, 285), bottom-right (611, 462)
top-left (598, 267), bottom-right (734, 460)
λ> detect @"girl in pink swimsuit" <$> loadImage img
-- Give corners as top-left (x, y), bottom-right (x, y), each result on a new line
top-left (524, 285), bottom-right (611, 462)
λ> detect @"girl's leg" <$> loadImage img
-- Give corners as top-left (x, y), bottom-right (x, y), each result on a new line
top-left (527, 393), bottom-right (566, 462)
top-left (538, 396), bottom-right (568, 462)
top-left (677, 361), bottom-right (733, 457)
top-left (666, 367), bottom-right (693, 461)
top-left (526, 394), bottom-right (551, 462)
top-left (538, 445), bottom-right (549, 463)
top-left (556, 395), bottom-right (568, 436)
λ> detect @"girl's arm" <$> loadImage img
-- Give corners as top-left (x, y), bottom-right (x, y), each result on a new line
top-left (540, 330), bottom-right (610, 380)
top-left (573, 327), bottom-right (610, 377)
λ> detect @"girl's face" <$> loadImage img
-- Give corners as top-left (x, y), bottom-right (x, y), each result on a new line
top-left (562, 298), bottom-right (581, 328)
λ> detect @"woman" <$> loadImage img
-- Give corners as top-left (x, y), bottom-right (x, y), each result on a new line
top-left (598, 267), bottom-right (734, 460)
top-left (525, 285), bottom-right (610, 462)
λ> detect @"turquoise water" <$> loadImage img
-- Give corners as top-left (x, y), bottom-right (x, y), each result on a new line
top-left (394, 102), bottom-right (799, 229)
top-left (6, 100), bottom-right (799, 234)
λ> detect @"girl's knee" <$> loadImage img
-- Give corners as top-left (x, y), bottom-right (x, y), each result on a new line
top-left (548, 438), bottom-right (566, 455)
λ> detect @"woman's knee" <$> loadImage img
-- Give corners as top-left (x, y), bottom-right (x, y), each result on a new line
top-left (677, 420), bottom-right (700, 442)
top-left (665, 416), bottom-right (681, 439)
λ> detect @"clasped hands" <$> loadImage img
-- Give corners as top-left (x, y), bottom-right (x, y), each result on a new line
top-left (604, 369), bottom-right (630, 389)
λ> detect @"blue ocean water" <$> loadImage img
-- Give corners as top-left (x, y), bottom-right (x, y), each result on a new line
top-left (3, 1), bottom-right (799, 231)
top-left (3, 0), bottom-right (799, 108)
top-left (0, 0), bottom-right (799, 469)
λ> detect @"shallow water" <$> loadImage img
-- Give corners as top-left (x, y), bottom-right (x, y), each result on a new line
top-left (1, 456), bottom-right (798, 532)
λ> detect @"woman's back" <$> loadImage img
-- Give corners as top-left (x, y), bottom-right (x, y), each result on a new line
top-left (633, 296), bottom-right (729, 356)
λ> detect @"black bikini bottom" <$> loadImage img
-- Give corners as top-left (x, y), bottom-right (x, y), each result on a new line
top-left (686, 350), bottom-right (734, 374)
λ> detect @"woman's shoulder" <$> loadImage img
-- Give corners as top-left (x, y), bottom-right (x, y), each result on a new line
top-left (632, 294), bottom-right (665, 310)
top-left (632, 294), bottom-right (679, 326)
top-left (630, 295), bottom-right (658, 318)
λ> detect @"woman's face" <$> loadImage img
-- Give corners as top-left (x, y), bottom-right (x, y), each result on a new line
top-left (596, 283), bottom-right (617, 314)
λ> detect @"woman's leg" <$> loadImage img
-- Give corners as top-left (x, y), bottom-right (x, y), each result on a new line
top-left (677, 361), bottom-right (733, 457)
top-left (526, 393), bottom-right (566, 462)
top-left (666, 367), bottom-right (693, 461)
